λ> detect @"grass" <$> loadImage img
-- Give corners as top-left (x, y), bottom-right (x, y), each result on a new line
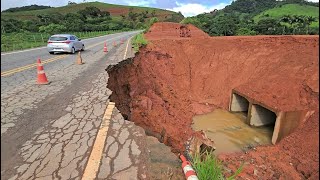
top-left (131, 33), bottom-right (148, 52)
top-left (254, 4), bottom-right (319, 27)
top-left (1, 30), bottom-right (129, 52)
top-left (191, 151), bottom-right (243, 180)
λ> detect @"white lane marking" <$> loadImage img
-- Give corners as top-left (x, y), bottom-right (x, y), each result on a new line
top-left (123, 37), bottom-right (133, 60)
top-left (82, 102), bottom-right (115, 180)
top-left (1, 31), bottom-right (137, 56)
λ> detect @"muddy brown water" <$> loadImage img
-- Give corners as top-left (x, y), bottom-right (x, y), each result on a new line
top-left (192, 109), bottom-right (274, 155)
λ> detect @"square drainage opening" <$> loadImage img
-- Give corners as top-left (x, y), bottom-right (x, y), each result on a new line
top-left (230, 93), bottom-right (249, 116)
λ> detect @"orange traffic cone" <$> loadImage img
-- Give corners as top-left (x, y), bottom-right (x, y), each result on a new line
top-left (180, 154), bottom-right (199, 180)
top-left (113, 41), bottom-right (117, 47)
top-left (77, 51), bottom-right (84, 65)
top-left (103, 42), bottom-right (108, 52)
top-left (121, 38), bottom-right (124, 44)
top-left (36, 58), bottom-right (50, 85)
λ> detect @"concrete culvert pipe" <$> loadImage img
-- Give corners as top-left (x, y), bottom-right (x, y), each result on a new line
top-left (250, 104), bottom-right (277, 127)
top-left (230, 93), bottom-right (249, 113)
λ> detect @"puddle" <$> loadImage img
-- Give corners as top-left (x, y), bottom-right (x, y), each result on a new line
top-left (192, 109), bottom-right (273, 155)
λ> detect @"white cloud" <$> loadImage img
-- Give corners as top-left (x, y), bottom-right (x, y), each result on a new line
top-left (306, 0), bottom-right (319, 2)
top-left (167, 1), bottom-right (229, 17)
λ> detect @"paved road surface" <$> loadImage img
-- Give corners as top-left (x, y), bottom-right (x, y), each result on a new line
top-left (1, 31), bottom-right (183, 180)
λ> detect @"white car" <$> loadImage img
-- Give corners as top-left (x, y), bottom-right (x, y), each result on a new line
top-left (47, 34), bottom-right (85, 54)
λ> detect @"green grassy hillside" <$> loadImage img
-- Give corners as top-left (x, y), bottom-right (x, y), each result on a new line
top-left (1, 2), bottom-right (181, 21)
top-left (254, 4), bottom-right (319, 27)
top-left (182, 0), bottom-right (319, 36)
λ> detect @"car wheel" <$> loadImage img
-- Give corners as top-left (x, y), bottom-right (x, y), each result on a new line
top-left (81, 45), bottom-right (85, 51)
top-left (71, 47), bottom-right (75, 54)
top-left (49, 52), bottom-right (54, 55)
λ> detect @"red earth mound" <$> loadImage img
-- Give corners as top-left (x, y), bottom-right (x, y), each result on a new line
top-left (144, 22), bottom-right (209, 40)
top-left (107, 23), bottom-right (319, 179)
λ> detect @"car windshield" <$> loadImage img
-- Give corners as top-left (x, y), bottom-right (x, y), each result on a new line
top-left (49, 36), bottom-right (68, 41)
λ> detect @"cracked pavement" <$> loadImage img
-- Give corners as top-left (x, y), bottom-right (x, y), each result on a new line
top-left (1, 32), bottom-right (183, 180)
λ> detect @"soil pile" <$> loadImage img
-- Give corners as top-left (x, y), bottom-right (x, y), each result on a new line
top-left (144, 22), bottom-right (209, 40)
top-left (107, 22), bottom-right (319, 179)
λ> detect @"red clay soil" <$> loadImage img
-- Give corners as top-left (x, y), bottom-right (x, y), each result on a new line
top-left (106, 23), bottom-right (319, 179)
top-left (145, 22), bottom-right (209, 40)
top-left (104, 9), bottom-right (176, 21)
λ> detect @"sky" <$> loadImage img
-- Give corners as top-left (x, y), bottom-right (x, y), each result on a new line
top-left (1, 0), bottom-right (319, 17)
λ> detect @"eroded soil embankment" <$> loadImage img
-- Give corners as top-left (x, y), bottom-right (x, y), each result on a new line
top-left (107, 36), bottom-right (319, 178)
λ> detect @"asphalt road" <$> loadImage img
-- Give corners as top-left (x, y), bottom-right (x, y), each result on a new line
top-left (1, 31), bottom-right (139, 93)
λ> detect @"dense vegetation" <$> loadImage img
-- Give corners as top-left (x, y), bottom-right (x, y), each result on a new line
top-left (1, 2), bottom-right (183, 34)
top-left (181, 0), bottom-right (319, 36)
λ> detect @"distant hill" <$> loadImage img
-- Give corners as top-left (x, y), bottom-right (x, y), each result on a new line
top-left (2, 5), bottom-right (52, 12)
top-left (1, 2), bottom-right (184, 34)
top-left (1, 2), bottom-right (183, 22)
top-left (181, 0), bottom-right (319, 36)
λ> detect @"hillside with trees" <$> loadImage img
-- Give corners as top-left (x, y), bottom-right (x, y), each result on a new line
top-left (2, 5), bottom-right (52, 12)
top-left (1, 2), bottom-right (184, 33)
top-left (181, 0), bottom-right (319, 36)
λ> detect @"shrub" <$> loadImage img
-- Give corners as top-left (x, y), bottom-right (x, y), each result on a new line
top-left (191, 150), bottom-right (243, 180)
top-left (39, 23), bottom-right (66, 34)
top-left (236, 27), bottom-right (257, 35)
top-left (131, 33), bottom-right (148, 52)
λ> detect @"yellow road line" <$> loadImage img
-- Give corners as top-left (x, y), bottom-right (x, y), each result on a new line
top-left (1, 42), bottom-right (102, 77)
top-left (1, 55), bottom-right (65, 75)
top-left (1, 55), bottom-right (67, 76)
top-left (82, 102), bottom-right (115, 180)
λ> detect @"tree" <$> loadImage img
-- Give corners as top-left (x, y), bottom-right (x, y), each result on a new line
top-left (292, 15), bottom-right (305, 34)
top-left (280, 15), bottom-right (291, 34)
top-left (22, 20), bottom-right (39, 32)
top-left (64, 13), bottom-right (85, 31)
top-left (180, 17), bottom-right (202, 28)
top-left (304, 16), bottom-right (316, 34)
top-left (68, 1), bottom-right (77, 5)
top-left (128, 8), bottom-right (138, 21)
top-left (1, 18), bottom-right (23, 33)
top-left (37, 14), bottom-right (51, 25)
top-left (39, 23), bottom-right (66, 34)
top-left (236, 27), bottom-right (256, 35)
top-left (100, 11), bottom-right (110, 17)
top-left (78, 6), bottom-right (102, 18)
top-left (138, 16), bottom-right (145, 23)
top-left (151, 10), bottom-right (156, 17)
top-left (213, 14), bottom-right (239, 36)
top-left (254, 18), bottom-right (282, 35)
